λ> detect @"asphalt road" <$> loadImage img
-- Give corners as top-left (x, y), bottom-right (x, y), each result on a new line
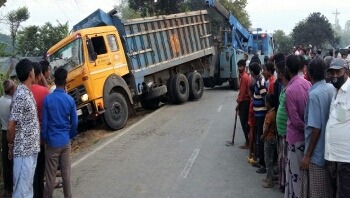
top-left (54, 85), bottom-right (283, 198)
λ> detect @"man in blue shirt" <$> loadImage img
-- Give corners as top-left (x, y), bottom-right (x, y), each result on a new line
top-left (42, 67), bottom-right (78, 198)
top-left (300, 58), bottom-right (334, 197)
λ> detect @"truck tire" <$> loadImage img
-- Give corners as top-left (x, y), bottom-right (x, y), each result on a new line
top-left (188, 72), bottom-right (204, 100)
top-left (172, 73), bottom-right (189, 104)
top-left (167, 75), bottom-right (176, 103)
top-left (140, 98), bottom-right (160, 109)
top-left (203, 77), bottom-right (215, 88)
top-left (103, 92), bottom-right (128, 130)
top-left (229, 78), bottom-right (239, 90)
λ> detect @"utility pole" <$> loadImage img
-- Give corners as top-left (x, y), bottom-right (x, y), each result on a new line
top-left (332, 9), bottom-right (340, 27)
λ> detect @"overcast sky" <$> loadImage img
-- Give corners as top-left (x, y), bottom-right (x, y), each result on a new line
top-left (1, 0), bottom-right (350, 37)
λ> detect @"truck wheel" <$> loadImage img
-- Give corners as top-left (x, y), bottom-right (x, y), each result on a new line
top-left (229, 78), bottom-right (239, 90)
top-left (167, 75), bottom-right (176, 103)
top-left (172, 73), bottom-right (189, 104)
top-left (103, 92), bottom-right (128, 130)
top-left (188, 72), bottom-right (204, 100)
top-left (141, 99), bottom-right (160, 109)
top-left (203, 77), bottom-right (215, 88)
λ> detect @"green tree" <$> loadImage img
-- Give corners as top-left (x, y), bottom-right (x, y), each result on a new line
top-left (115, 0), bottom-right (142, 19)
top-left (340, 20), bottom-right (350, 47)
top-left (16, 22), bottom-right (69, 56)
top-left (273, 30), bottom-right (292, 54)
top-left (6, 6), bottom-right (30, 53)
top-left (38, 21), bottom-right (69, 54)
top-left (0, 0), bottom-right (6, 8)
top-left (17, 25), bottom-right (40, 56)
top-left (0, 43), bottom-right (8, 56)
top-left (185, 0), bottom-right (251, 38)
top-left (129, 0), bottom-right (186, 17)
top-left (291, 12), bottom-right (336, 49)
top-left (0, 73), bottom-right (6, 96)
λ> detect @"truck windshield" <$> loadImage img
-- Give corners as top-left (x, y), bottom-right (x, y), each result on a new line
top-left (48, 38), bottom-right (84, 73)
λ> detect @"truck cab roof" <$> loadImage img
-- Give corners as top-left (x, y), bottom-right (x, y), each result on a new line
top-left (47, 26), bottom-right (117, 56)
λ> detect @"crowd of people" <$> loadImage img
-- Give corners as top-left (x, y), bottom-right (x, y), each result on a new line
top-left (236, 50), bottom-right (350, 198)
top-left (0, 59), bottom-right (78, 198)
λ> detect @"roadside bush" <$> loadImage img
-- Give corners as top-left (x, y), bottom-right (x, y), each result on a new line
top-left (0, 73), bottom-right (5, 96)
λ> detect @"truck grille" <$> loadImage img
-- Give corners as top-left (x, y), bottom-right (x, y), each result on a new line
top-left (68, 85), bottom-right (87, 106)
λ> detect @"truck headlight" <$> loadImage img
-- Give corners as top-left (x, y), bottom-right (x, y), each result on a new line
top-left (81, 94), bottom-right (89, 102)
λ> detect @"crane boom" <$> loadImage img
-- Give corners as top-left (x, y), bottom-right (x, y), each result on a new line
top-left (205, 0), bottom-right (253, 52)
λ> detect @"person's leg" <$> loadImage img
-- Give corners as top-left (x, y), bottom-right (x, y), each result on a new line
top-left (309, 163), bottom-right (331, 198)
top-left (2, 131), bottom-right (13, 194)
top-left (278, 136), bottom-right (287, 192)
top-left (34, 145), bottom-right (45, 198)
top-left (239, 101), bottom-right (250, 146)
top-left (60, 144), bottom-right (72, 198)
top-left (44, 146), bottom-right (60, 198)
top-left (12, 154), bottom-right (38, 198)
top-left (338, 162), bottom-right (350, 198)
top-left (327, 161), bottom-right (337, 198)
top-left (263, 139), bottom-right (276, 187)
top-left (255, 116), bottom-right (265, 170)
top-left (286, 141), bottom-right (304, 198)
top-left (284, 147), bottom-right (292, 198)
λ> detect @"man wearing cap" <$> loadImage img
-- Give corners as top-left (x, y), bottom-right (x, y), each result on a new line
top-left (325, 58), bottom-right (350, 198)
top-left (0, 79), bottom-right (17, 197)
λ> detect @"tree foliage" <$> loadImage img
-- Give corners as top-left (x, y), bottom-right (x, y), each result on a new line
top-left (6, 7), bottom-right (30, 52)
top-left (115, 0), bottom-right (142, 19)
top-left (273, 30), bottom-right (292, 54)
top-left (336, 20), bottom-right (350, 48)
top-left (129, 0), bottom-right (186, 17)
top-left (0, 0), bottom-right (6, 8)
top-left (291, 12), bottom-right (336, 49)
top-left (17, 22), bottom-right (69, 57)
top-left (181, 0), bottom-right (251, 38)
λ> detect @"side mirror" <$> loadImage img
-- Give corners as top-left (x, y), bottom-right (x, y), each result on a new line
top-left (86, 37), bottom-right (97, 62)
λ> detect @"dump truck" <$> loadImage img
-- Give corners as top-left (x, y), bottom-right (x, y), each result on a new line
top-left (46, 9), bottom-right (215, 130)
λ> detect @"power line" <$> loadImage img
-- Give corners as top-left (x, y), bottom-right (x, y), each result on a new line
top-left (52, 0), bottom-right (72, 22)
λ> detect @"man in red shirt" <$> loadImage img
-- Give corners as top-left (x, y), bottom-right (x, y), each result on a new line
top-left (236, 59), bottom-right (251, 149)
top-left (263, 62), bottom-right (276, 94)
top-left (31, 62), bottom-right (50, 198)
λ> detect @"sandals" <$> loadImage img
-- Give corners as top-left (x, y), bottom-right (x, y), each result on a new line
top-left (256, 167), bottom-right (267, 174)
top-left (239, 145), bottom-right (249, 149)
top-left (55, 180), bottom-right (63, 188)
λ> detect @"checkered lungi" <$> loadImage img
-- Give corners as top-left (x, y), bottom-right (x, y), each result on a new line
top-left (300, 163), bottom-right (331, 198)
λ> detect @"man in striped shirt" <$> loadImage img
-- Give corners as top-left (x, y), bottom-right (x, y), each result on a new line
top-left (250, 62), bottom-right (267, 173)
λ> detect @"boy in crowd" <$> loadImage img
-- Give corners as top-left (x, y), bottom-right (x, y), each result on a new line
top-left (261, 94), bottom-right (277, 188)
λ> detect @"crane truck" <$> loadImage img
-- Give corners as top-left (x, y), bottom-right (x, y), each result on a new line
top-left (203, 0), bottom-right (274, 89)
top-left (46, 9), bottom-right (215, 130)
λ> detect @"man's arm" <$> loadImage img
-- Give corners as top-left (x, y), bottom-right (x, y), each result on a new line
top-left (258, 78), bottom-right (267, 98)
top-left (301, 127), bottom-right (320, 170)
top-left (69, 101), bottom-right (78, 139)
top-left (285, 89), bottom-right (305, 131)
top-left (301, 94), bottom-right (322, 170)
top-left (7, 120), bottom-right (16, 160)
top-left (41, 98), bottom-right (48, 142)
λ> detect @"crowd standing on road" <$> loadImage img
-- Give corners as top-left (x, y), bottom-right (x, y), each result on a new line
top-left (236, 47), bottom-right (350, 198)
top-left (0, 59), bottom-right (78, 198)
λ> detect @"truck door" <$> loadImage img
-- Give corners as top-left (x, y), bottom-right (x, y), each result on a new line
top-left (86, 33), bottom-right (111, 97)
top-left (105, 33), bottom-right (128, 76)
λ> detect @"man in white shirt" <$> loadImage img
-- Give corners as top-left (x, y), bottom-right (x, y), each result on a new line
top-left (325, 58), bottom-right (350, 198)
